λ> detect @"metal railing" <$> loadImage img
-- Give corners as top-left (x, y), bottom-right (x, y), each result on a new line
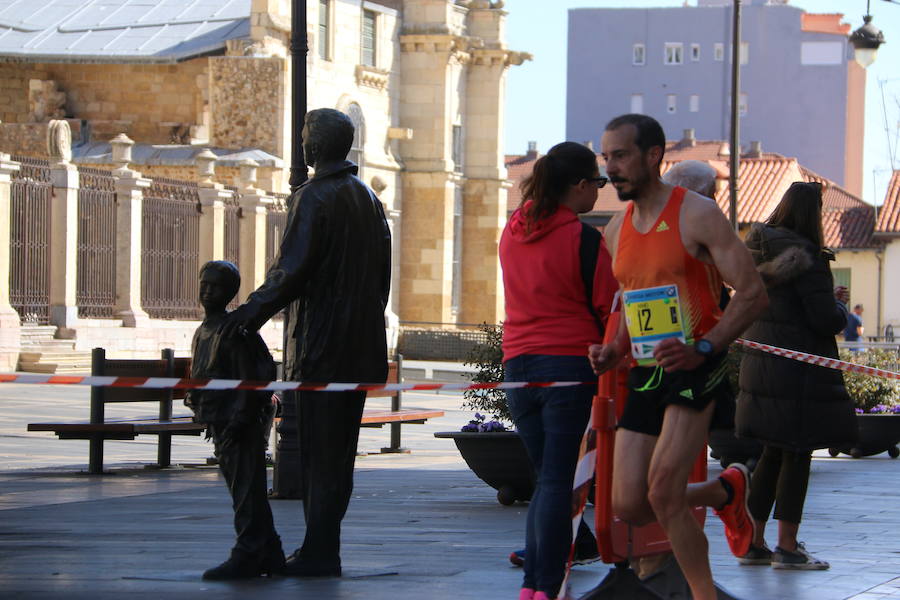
top-left (9, 156), bottom-right (51, 324)
top-left (140, 177), bottom-right (202, 320)
top-left (223, 185), bottom-right (242, 310)
top-left (76, 166), bottom-right (117, 318)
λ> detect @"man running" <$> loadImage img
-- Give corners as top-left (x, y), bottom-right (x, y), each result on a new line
top-left (589, 114), bottom-right (768, 600)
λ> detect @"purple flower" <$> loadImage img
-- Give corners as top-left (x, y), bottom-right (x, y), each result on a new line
top-left (855, 408), bottom-right (864, 414)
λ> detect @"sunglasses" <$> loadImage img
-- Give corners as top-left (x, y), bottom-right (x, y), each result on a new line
top-left (586, 176), bottom-right (609, 189)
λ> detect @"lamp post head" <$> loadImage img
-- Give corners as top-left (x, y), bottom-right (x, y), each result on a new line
top-left (850, 14), bottom-right (886, 68)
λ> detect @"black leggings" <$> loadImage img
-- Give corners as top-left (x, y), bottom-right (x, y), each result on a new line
top-left (747, 445), bottom-right (812, 525)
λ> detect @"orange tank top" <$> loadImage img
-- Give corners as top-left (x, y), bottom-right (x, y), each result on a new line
top-left (613, 186), bottom-right (723, 347)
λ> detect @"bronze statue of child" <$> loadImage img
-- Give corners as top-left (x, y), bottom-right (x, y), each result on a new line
top-left (185, 260), bottom-right (285, 580)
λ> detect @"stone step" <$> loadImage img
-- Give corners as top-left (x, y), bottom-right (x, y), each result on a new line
top-left (19, 325), bottom-right (60, 343)
top-left (16, 361), bottom-right (91, 375)
top-left (19, 339), bottom-right (77, 351)
top-left (18, 349), bottom-right (94, 374)
top-left (18, 351), bottom-right (92, 363)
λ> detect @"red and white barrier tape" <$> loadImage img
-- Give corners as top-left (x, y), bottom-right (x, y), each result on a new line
top-left (0, 373), bottom-right (589, 392)
top-left (735, 339), bottom-right (900, 380)
top-left (0, 339), bottom-right (896, 390)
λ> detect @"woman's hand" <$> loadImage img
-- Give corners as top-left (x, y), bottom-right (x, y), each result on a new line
top-left (834, 285), bottom-right (849, 304)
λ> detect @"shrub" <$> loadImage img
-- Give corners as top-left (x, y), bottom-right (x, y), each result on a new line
top-left (461, 323), bottom-right (511, 427)
top-left (839, 348), bottom-right (900, 413)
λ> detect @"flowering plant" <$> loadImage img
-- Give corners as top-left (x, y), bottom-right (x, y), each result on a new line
top-left (460, 323), bottom-right (511, 432)
top-left (839, 348), bottom-right (900, 414)
top-left (461, 412), bottom-right (509, 432)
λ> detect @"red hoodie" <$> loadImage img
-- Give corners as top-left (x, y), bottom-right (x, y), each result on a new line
top-left (499, 203), bottom-right (618, 362)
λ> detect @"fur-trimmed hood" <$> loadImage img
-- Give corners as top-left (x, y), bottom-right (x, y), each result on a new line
top-left (746, 223), bottom-right (822, 287)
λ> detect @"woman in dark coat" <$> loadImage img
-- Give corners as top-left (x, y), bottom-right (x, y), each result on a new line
top-left (736, 181), bottom-right (857, 570)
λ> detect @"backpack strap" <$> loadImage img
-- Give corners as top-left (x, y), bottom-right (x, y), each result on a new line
top-left (579, 221), bottom-right (605, 337)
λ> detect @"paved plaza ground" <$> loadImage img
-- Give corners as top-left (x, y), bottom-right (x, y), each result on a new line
top-left (0, 364), bottom-right (899, 599)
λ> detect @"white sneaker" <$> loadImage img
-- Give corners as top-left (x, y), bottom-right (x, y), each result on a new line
top-left (771, 542), bottom-right (829, 570)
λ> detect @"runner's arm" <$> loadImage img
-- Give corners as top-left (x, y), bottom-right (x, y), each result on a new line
top-left (687, 200), bottom-right (768, 353)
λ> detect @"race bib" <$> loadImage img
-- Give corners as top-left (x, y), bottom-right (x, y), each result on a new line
top-left (623, 284), bottom-right (686, 366)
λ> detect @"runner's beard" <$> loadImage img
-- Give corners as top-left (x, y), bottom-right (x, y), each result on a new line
top-left (613, 171), bottom-right (651, 201)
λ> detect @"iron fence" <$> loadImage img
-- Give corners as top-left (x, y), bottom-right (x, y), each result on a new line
top-left (9, 156), bottom-right (51, 324)
top-left (76, 166), bottom-right (117, 318)
top-left (265, 193), bottom-right (289, 320)
top-left (141, 177), bottom-right (202, 320)
top-left (223, 186), bottom-right (241, 310)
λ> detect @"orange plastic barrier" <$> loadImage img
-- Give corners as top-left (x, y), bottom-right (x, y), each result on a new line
top-left (592, 313), bottom-right (707, 564)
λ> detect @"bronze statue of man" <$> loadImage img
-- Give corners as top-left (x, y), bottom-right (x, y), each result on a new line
top-left (185, 260), bottom-right (284, 580)
top-left (220, 108), bottom-right (392, 577)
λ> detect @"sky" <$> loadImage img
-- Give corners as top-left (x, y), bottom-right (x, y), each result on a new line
top-left (502, 0), bottom-right (900, 206)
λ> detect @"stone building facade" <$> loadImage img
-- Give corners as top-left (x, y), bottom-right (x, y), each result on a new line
top-left (0, 0), bottom-right (527, 368)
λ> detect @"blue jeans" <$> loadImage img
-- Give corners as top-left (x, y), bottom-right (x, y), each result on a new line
top-left (505, 354), bottom-right (595, 596)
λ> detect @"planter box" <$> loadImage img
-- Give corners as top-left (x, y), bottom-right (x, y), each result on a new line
top-left (434, 430), bottom-right (535, 505)
top-left (829, 414), bottom-right (900, 459)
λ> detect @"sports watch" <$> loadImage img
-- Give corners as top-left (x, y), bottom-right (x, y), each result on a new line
top-left (694, 339), bottom-right (715, 360)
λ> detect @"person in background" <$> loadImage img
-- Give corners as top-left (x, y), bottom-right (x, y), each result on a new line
top-left (843, 304), bottom-right (864, 350)
top-left (500, 141), bottom-right (619, 600)
top-left (736, 181), bottom-right (858, 570)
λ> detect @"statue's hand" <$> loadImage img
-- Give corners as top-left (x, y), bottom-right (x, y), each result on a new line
top-left (219, 303), bottom-right (262, 339)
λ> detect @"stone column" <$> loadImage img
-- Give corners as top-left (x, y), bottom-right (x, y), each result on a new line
top-left (0, 154), bottom-right (21, 371)
top-left (236, 159), bottom-right (270, 302)
top-left (461, 4), bottom-right (530, 325)
top-left (398, 0), bottom-right (472, 324)
top-left (110, 134), bottom-right (151, 327)
top-left (48, 159), bottom-right (80, 336)
top-left (195, 149), bottom-right (228, 267)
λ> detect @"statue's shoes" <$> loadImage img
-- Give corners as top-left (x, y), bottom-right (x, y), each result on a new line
top-left (201, 545), bottom-right (285, 580)
top-left (283, 551), bottom-right (341, 578)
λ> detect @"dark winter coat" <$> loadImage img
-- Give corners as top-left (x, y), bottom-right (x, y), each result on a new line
top-left (244, 160), bottom-right (391, 383)
top-left (736, 224), bottom-right (858, 451)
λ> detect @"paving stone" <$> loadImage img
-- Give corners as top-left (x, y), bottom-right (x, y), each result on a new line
top-left (1, 381), bottom-right (900, 599)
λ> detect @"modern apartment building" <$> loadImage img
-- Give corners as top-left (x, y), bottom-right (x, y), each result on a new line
top-left (566, 0), bottom-right (865, 195)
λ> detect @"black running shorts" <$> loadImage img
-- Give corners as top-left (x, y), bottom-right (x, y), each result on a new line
top-left (616, 353), bottom-right (732, 437)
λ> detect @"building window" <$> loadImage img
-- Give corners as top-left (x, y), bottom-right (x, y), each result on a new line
top-left (689, 94), bottom-right (699, 113)
top-left (664, 43), bottom-right (683, 65)
top-left (318, 0), bottom-right (330, 60)
top-left (450, 186), bottom-right (464, 317)
top-left (346, 103), bottom-right (365, 170)
top-left (714, 43), bottom-right (724, 61)
top-left (630, 93), bottom-right (644, 114)
top-left (361, 9), bottom-right (377, 67)
top-left (632, 43), bottom-right (645, 66)
top-left (452, 124), bottom-right (464, 173)
top-left (667, 94), bottom-right (677, 114)
top-left (739, 93), bottom-right (748, 116)
top-left (691, 43), bottom-right (700, 61)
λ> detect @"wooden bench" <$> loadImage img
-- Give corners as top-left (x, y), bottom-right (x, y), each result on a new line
top-left (27, 349), bottom-right (443, 473)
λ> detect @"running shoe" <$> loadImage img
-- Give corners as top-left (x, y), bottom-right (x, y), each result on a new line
top-left (714, 463), bottom-right (754, 557)
top-left (738, 543), bottom-right (773, 565)
top-left (772, 543), bottom-right (830, 570)
top-left (509, 549), bottom-right (525, 567)
top-left (518, 587), bottom-right (535, 600)
top-left (508, 544), bottom-right (601, 568)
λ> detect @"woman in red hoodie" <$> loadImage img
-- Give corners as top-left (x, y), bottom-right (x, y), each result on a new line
top-left (500, 142), bottom-right (618, 600)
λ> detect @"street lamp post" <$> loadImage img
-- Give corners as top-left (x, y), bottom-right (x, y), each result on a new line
top-left (272, 0), bottom-right (309, 499)
top-left (728, 0), bottom-right (741, 232)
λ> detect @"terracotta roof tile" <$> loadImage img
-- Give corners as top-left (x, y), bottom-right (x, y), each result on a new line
top-left (713, 157), bottom-right (798, 224)
top-left (875, 171), bottom-right (900, 235)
